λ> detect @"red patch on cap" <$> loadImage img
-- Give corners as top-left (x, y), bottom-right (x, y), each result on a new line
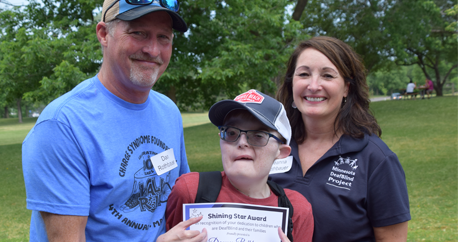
top-left (234, 89), bottom-right (264, 103)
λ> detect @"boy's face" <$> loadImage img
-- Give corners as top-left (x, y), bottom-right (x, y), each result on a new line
top-left (220, 110), bottom-right (290, 184)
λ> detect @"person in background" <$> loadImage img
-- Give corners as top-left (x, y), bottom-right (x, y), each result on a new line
top-left (269, 36), bottom-right (410, 242)
top-left (22, 0), bottom-right (206, 241)
top-left (406, 80), bottom-right (417, 99)
top-left (425, 79), bottom-right (434, 99)
top-left (166, 89), bottom-right (314, 242)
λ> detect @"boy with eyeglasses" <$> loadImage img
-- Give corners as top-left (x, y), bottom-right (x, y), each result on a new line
top-left (165, 90), bottom-right (314, 242)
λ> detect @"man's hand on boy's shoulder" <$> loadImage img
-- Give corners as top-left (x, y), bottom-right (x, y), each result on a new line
top-left (157, 216), bottom-right (207, 242)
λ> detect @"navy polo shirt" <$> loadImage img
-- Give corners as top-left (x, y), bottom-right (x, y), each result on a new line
top-left (269, 134), bottom-right (410, 242)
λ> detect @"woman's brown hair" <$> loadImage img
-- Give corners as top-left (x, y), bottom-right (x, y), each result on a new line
top-left (277, 36), bottom-right (381, 144)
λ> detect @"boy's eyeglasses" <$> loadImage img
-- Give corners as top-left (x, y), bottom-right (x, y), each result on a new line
top-left (103, 0), bottom-right (180, 22)
top-left (218, 126), bottom-right (284, 147)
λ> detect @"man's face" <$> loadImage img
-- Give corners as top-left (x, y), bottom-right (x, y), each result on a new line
top-left (105, 11), bottom-right (174, 89)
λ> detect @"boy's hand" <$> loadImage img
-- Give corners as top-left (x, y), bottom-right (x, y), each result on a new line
top-left (157, 216), bottom-right (207, 242)
top-left (278, 227), bottom-right (291, 242)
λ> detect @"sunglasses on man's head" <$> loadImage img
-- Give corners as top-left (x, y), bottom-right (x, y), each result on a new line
top-left (127, 0), bottom-right (179, 11)
top-left (103, 0), bottom-right (180, 22)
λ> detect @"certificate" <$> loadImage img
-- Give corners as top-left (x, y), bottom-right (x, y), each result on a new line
top-left (183, 203), bottom-right (289, 242)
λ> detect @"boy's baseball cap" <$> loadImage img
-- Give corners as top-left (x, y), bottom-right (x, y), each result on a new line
top-left (208, 89), bottom-right (292, 145)
top-left (102, 0), bottom-right (188, 32)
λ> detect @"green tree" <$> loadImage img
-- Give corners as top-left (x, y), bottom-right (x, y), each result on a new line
top-left (155, 0), bottom-right (308, 110)
top-left (367, 65), bottom-right (424, 96)
top-left (386, 0), bottom-right (458, 96)
top-left (445, 3), bottom-right (458, 32)
top-left (8, 1), bottom-right (406, 114)
top-left (0, 0), bottom-right (101, 122)
top-left (300, 0), bottom-right (394, 72)
top-left (2, 0), bottom-right (310, 114)
top-left (0, 9), bottom-right (43, 122)
top-left (299, 0), bottom-right (457, 96)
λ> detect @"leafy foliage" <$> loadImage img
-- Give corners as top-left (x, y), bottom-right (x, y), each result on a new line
top-left (445, 4), bottom-right (458, 32)
top-left (385, 0), bottom-right (458, 95)
top-left (1, 0), bottom-right (456, 120)
top-left (300, 0), bottom-right (395, 72)
top-left (299, 0), bottom-right (457, 96)
top-left (1, 0), bottom-right (308, 113)
top-left (0, 0), bottom-right (102, 122)
top-left (155, 0), bottom-right (307, 110)
top-left (367, 65), bottom-right (427, 95)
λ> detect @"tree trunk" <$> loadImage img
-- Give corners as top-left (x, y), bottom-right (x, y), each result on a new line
top-left (292, 0), bottom-right (309, 21)
top-left (167, 86), bottom-right (177, 104)
top-left (438, 63), bottom-right (458, 96)
top-left (17, 98), bottom-right (22, 123)
top-left (4, 106), bottom-right (8, 118)
top-left (433, 59), bottom-right (444, 97)
top-left (272, 0), bottom-right (309, 96)
top-left (415, 58), bottom-right (458, 97)
top-left (435, 80), bottom-right (443, 96)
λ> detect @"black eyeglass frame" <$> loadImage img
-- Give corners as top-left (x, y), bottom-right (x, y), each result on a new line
top-left (218, 126), bottom-right (284, 147)
top-left (103, 0), bottom-right (180, 23)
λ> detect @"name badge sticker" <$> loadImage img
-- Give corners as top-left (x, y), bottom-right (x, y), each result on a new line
top-left (269, 156), bottom-right (293, 174)
top-left (150, 148), bottom-right (178, 175)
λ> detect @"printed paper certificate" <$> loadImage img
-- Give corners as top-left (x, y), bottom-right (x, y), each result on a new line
top-left (183, 203), bottom-right (289, 242)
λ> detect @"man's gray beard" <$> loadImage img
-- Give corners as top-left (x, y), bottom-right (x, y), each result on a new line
top-left (129, 65), bottom-right (160, 88)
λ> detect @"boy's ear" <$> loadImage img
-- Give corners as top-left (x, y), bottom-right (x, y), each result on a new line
top-left (276, 144), bottom-right (291, 160)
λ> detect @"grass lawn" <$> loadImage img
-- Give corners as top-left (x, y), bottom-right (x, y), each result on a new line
top-left (0, 96), bottom-right (457, 241)
top-left (0, 118), bottom-right (37, 241)
top-left (181, 112), bottom-right (211, 128)
top-left (372, 97), bottom-right (458, 241)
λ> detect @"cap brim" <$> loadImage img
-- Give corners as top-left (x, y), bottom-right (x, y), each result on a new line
top-left (208, 100), bottom-right (277, 131)
top-left (116, 5), bottom-right (188, 32)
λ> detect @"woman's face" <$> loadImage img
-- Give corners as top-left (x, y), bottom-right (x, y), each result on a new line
top-left (292, 48), bottom-right (349, 122)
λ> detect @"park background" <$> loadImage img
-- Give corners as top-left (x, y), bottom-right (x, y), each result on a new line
top-left (0, 0), bottom-right (457, 241)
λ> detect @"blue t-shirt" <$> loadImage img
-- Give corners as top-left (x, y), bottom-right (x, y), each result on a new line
top-left (22, 75), bottom-right (190, 241)
top-left (269, 134), bottom-right (410, 242)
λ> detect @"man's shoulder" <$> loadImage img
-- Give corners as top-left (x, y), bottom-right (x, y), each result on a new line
top-left (149, 90), bottom-right (175, 104)
top-left (148, 90), bottom-right (180, 112)
top-left (38, 77), bottom-right (96, 121)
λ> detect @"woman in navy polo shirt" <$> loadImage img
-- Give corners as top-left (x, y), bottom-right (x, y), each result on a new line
top-left (270, 36), bottom-right (410, 242)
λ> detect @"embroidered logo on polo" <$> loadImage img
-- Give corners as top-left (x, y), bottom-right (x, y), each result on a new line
top-left (108, 135), bottom-right (174, 231)
top-left (326, 156), bottom-right (358, 190)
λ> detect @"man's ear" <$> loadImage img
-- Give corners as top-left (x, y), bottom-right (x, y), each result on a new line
top-left (276, 144), bottom-right (291, 160)
top-left (96, 22), bottom-right (109, 48)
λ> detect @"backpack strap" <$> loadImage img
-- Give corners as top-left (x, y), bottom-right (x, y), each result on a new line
top-left (267, 180), bottom-right (294, 242)
top-left (194, 171), bottom-right (222, 203)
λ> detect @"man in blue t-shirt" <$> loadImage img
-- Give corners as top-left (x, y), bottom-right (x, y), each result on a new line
top-left (22, 0), bottom-right (207, 241)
